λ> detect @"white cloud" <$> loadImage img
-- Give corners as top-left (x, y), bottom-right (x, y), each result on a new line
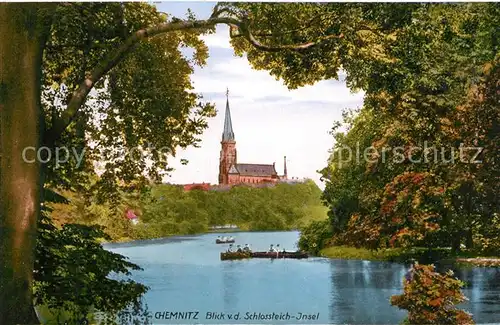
top-left (193, 57), bottom-right (364, 105)
top-left (162, 10), bottom-right (364, 190)
top-left (199, 30), bottom-right (232, 49)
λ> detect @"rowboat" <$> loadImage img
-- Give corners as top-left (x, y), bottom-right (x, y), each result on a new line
top-left (251, 251), bottom-right (308, 259)
top-left (216, 239), bottom-right (235, 244)
top-left (220, 251), bottom-right (308, 260)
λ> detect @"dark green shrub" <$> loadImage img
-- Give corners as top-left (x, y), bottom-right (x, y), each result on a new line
top-left (298, 219), bottom-right (333, 255)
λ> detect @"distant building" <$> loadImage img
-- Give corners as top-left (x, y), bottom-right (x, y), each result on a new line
top-left (218, 89), bottom-right (288, 186)
top-left (126, 209), bottom-right (139, 225)
top-left (178, 89), bottom-right (305, 191)
top-left (278, 177), bottom-right (308, 184)
top-left (183, 183), bottom-right (211, 191)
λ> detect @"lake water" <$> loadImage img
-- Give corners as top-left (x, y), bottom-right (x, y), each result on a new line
top-left (104, 231), bottom-right (500, 324)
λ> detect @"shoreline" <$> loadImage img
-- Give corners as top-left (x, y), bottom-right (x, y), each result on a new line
top-left (454, 258), bottom-right (500, 267)
top-left (101, 228), bottom-right (301, 245)
top-left (102, 235), bottom-right (500, 268)
top-left (319, 246), bottom-right (500, 267)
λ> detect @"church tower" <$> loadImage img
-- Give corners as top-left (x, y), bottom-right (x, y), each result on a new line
top-left (218, 89), bottom-right (237, 185)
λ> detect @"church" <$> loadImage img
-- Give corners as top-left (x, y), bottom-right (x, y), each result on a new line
top-left (218, 90), bottom-right (287, 185)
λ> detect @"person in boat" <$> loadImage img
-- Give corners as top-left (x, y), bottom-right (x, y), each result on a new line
top-left (276, 244), bottom-right (280, 251)
top-left (236, 245), bottom-right (243, 253)
top-left (243, 244), bottom-right (251, 252)
top-left (275, 244), bottom-right (281, 256)
top-left (269, 244), bottom-right (276, 252)
top-left (217, 236), bottom-right (221, 241)
top-left (228, 236), bottom-right (234, 241)
top-left (222, 236), bottom-right (227, 242)
top-left (227, 244), bottom-right (234, 252)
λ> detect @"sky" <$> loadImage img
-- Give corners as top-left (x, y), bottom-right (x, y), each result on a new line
top-left (155, 2), bottom-right (364, 190)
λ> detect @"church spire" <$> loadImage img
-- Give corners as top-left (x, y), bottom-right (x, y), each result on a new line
top-left (222, 88), bottom-right (235, 141)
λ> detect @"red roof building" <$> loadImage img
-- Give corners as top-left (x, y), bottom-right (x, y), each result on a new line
top-left (126, 209), bottom-right (139, 225)
top-left (183, 183), bottom-right (211, 191)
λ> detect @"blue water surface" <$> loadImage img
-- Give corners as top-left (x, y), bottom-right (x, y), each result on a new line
top-left (104, 231), bottom-right (500, 324)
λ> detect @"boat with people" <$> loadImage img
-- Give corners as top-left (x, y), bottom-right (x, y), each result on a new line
top-left (215, 236), bottom-right (235, 244)
top-left (221, 243), bottom-right (307, 260)
top-left (220, 244), bottom-right (306, 260)
top-left (252, 251), bottom-right (308, 259)
top-left (220, 251), bottom-right (308, 260)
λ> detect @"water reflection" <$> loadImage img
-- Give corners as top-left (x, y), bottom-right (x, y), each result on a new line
top-left (222, 261), bottom-right (239, 310)
top-left (106, 231), bottom-right (500, 324)
top-left (328, 260), bottom-right (408, 324)
top-left (435, 263), bottom-right (500, 320)
top-left (327, 259), bottom-right (500, 324)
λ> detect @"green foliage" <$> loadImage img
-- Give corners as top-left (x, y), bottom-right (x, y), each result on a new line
top-left (298, 219), bottom-right (333, 255)
top-left (49, 180), bottom-right (327, 241)
top-left (260, 3), bottom-right (500, 253)
top-left (473, 213), bottom-right (500, 256)
top-left (390, 263), bottom-right (475, 324)
top-left (4, 2), bottom-right (498, 322)
top-left (35, 205), bottom-right (148, 322)
top-left (319, 246), bottom-right (472, 264)
top-left (48, 187), bottom-right (141, 241)
top-left (41, 2), bottom-right (216, 202)
top-left (320, 246), bottom-right (406, 261)
top-left (136, 180), bottom-right (326, 238)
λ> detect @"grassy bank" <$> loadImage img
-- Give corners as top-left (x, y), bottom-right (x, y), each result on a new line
top-left (319, 246), bottom-right (407, 261)
top-left (319, 246), bottom-right (500, 267)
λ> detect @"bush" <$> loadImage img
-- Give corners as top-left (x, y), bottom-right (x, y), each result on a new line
top-left (390, 263), bottom-right (475, 325)
top-left (298, 219), bottom-right (333, 255)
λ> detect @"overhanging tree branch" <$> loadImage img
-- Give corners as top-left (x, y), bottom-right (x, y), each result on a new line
top-left (44, 17), bottom-right (238, 146)
top-left (237, 25), bottom-right (344, 52)
top-left (45, 14), bottom-right (346, 145)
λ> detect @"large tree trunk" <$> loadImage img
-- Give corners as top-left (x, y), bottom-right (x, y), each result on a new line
top-left (0, 4), bottom-right (48, 324)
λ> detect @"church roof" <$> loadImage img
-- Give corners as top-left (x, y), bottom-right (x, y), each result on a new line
top-left (235, 163), bottom-right (278, 177)
top-left (222, 90), bottom-right (235, 141)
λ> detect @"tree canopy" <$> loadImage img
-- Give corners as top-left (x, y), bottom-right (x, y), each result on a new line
top-left (41, 3), bottom-right (218, 202)
top-left (0, 2), bottom-right (498, 324)
top-left (292, 3), bottom-right (499, 253)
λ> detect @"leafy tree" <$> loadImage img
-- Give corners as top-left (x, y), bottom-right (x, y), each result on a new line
top-left (1, 2), bottom-right (498, 322)
top-left (300, 3), bottom-right (499, 252)
top-left (390, 263), bottom-right (475, 324)
top-left (1, 3), bottom-right (325, 321)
